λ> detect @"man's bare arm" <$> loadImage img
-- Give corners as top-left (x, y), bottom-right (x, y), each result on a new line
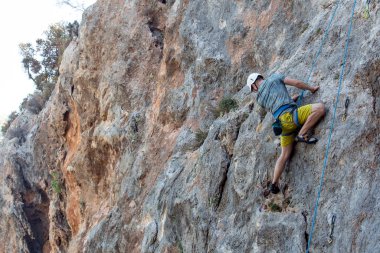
top-left (284, 77), bottom-right (319, 93)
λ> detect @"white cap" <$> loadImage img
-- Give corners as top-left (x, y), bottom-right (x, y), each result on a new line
top-left (246, 73), bottom-right (262, 91)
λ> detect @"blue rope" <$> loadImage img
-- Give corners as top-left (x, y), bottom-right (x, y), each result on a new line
top-left (298, 0), bottom-right (342, 107)
top-left (306, 0), bottom-right (357, 252)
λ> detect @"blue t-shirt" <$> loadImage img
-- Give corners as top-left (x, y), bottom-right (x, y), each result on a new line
top-left (256, 73), bottom-right (296, 117)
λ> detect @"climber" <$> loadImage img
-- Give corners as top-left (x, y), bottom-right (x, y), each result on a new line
top-left (246, 73), bottom-right (325, 194)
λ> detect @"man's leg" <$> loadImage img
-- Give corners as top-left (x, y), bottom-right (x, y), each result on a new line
top-left (298, 103), bottom-right (325, 137)
top-left (272, 143), bottom-right (294, 184)
top-left (270, 112), bottom-right (297, 193)
top-left (270, 104), bottom-right (325, 193)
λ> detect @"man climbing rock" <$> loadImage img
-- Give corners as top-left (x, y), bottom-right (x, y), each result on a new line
top-left (246, 73), bottom-right (325, 194)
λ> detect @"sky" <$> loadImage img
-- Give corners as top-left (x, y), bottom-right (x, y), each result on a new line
top-left (0, 0), bottom-right (96, 122)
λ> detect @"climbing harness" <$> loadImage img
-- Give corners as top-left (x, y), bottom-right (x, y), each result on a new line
top-left (328, 214), bottom-right (337, 244)
top-left (297, 0), bottom-right (342, 107)
top-left (306, 0), bottom-right (357, 252)
top-left (293, 108), bottom-right (301, 128)
top-left (271, 105), bottom-right (300, 136)
top-left (342, 97), bottom-right (350, 122)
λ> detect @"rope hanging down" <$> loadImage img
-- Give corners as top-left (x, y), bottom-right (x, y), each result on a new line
top-left (306, 0), bottom-right (357, 252)
top-left (298, 0), bottom-right (342, 106)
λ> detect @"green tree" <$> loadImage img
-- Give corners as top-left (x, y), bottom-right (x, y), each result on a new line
top-left (19, 22), bottom-right (74, 100)
top-left (1, 111), bottom-right (19, 135)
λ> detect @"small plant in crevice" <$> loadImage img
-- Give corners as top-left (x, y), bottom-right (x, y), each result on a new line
top-left (242, 112), bottom-right (250, 121)
top-left (316, 27), bottom-right (322, 36)
top-left (80, 198), bottom-right (86, 215)
top-left (208, 195), bottom-right (219, 209)
top-left (268, 202), bottom-right (282, 212)
top-left (195, 129), bottom-right (208, 147)
top-left (217, 97), bottom-right (238, 116)
top-left (177, 240), bottom-right (184, 253)
top-left (300, 23), bottom-right (309, 34)
top-left (51, 171), bottom-right (61, 194)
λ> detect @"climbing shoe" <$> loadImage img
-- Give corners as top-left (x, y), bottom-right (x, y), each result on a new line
top-left (295, 135), bottom-right (318, 144)
top-left (270, 183), bottom-right (280, 194)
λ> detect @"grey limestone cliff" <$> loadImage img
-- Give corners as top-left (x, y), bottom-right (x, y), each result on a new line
top-left (0, 0), bottom-right (379, 252)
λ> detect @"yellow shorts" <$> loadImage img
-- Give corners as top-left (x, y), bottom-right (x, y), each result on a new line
top-left (279, 104), bottom-right (312, 147)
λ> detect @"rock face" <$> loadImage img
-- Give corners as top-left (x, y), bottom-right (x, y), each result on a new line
top-left (0, 0), bottom-right (379, 252)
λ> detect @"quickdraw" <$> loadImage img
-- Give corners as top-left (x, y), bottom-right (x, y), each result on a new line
top-left (342, 97), bottom-right (350, 121)
top-left (363, 0), bottom-right (371, 19)
top-left (328, 214), bottom-right (336, 244)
